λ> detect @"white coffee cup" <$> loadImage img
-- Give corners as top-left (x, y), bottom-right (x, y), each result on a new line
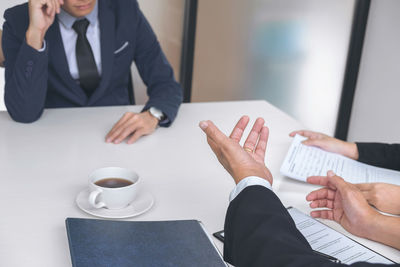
top-left (88, 167), bottom-right (140, 210)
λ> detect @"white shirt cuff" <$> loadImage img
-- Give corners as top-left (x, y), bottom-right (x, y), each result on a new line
top-left (229, 176), bottom-right (272, 202)
top-left (38, 40), bottom-right (47, 52)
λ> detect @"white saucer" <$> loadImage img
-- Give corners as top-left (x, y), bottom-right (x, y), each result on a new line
top-left (76, 189), bottom-right (154, 219)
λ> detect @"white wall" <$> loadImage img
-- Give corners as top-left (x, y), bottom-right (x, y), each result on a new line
top-left (192, 0), bottom-right (355, 135)
top-left (0, 0), bottom-right (184, 111)
top-left (133, 0), bottom-right (184, 105)
top-left (348, 0), bottom-right (400, 143)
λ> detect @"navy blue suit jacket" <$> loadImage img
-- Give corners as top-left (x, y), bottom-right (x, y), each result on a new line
top-left (224, 186), bottom-right (398, 267)
top-left (2, 0), bottom-right (182, 124)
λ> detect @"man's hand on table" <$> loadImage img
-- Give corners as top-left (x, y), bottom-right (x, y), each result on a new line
top-left (290, 130), bottom-right (359, 160)
top-left (199, 116), bottom-right (273, 185)
top-left (105, 111), bottom-right (158, 144)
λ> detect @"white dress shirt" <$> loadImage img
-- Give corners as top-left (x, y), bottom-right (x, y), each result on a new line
top-left (57, 2), bottom-right (102, 81)
top-left (229, 176), bottom-right (272, 202)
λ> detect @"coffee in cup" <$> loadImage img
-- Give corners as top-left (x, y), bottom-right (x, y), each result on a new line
top-left (88, 167), bottom-right (139, 210)
top-left (95, 178), bottom-right (134, 188)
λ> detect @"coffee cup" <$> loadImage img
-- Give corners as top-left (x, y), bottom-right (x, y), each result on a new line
top-left (88, 167), bottom-right (139, 210)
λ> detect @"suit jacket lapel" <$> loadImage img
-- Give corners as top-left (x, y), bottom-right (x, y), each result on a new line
top-left (88, 0), bottom-right (115, 105)
top-left (46, 20), bottom-right (88, 104)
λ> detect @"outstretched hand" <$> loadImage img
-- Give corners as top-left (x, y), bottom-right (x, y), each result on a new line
top-left (289, 130), bottom-right (359, 160)
top-left (199, 116), bottom-right (272, 185)
top-left (306, 171), bottom-right (379, 239)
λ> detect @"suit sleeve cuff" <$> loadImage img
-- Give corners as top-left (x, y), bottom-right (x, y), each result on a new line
top-left (229, 176), bottom-right (272, 202)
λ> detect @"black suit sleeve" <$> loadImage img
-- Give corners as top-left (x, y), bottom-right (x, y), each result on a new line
top-left (357, 143), bottom-right (400, 171)
top-left (223, 186), bottom-right (396, 267)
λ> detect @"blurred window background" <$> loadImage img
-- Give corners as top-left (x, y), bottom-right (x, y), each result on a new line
top-left (192, 0), bottom-right (355, 135)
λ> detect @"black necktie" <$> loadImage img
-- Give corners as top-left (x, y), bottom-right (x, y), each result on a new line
top-left (72, 18), bottom-right (100, 97)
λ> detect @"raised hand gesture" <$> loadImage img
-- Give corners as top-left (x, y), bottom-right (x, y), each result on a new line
top-left (199, 116), bottom-right (272, 185)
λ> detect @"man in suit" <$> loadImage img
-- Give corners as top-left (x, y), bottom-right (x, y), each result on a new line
top-left (199, 116), bottom-right (400, 267)
top-left (3, 0), bottom-right (182, 144)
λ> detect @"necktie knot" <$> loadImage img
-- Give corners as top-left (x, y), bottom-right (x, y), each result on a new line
top-left (72, 18), bottom-right (90, 35)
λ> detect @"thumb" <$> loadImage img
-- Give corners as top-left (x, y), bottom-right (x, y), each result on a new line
top-left (326, 171), bottom-right (348, 191)
top-left (199, 120), bottom-right (226, 144)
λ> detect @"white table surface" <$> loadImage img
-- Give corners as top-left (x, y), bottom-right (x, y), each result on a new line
top-left (0, 100), bottom-right (398, 266)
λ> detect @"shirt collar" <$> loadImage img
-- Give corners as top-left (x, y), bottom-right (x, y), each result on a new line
top-left (58, 1), bottom-right (99, 29)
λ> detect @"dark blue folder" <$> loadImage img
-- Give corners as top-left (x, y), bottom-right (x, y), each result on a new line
top-left (65, 218), bottom-right (227, 267)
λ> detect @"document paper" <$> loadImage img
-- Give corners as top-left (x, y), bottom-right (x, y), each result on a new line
top-left (288, 207), bottom-right (393, 264)
top-left (280, 134), bottom-right (400, 185)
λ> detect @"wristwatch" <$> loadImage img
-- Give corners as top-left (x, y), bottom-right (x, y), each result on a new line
top-left (149, 107), bottom-right (165, 121)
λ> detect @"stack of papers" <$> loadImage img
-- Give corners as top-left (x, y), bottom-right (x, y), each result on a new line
top-left (288, 207), bottom-right (394, 264)
top-left (280, 134), bottom-right (400, 185)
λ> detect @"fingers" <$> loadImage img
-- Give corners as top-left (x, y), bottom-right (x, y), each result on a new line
top-left (107, 112), bottom-right (158, 144)
top-left (254, 126), bottom-right (269, 162)
top-left (113, 123), bottom-right (139, 144)
top-left (106, 113), bottom-right (134, 143)
top-left (199, 120), bottom-right (227, 145)
top-left (306, 187), bottom-right (336, 202)
top-left (50, 0), bottom-right (57, 16)
top-left (310, 210), bottom-right (334, 220)
top-left (127, 129), bottom-right (146, 144)
top-left (243, 117), bottom-right (265, 153)
top-left (306, 176), bottom-right (329, 187)
top-left (45, 0), bottom-right (54, 16)
top-left (289, 130), bottom-right (319, 139)
top-left (306, 171), bottom-right (345, 190)
top-left (309, 199), bottom-right (335, 209)
top-left (326, 171), bottom-right (348, 191)
top-left (290, 130), bottom-right (328, 148)
top-left (53, 0), bottom-right (60, 15)
top-left (106, 114), bottom-right (139, 144)
top-left (289, 130), bottom-right (305, 137)
top-left (302, 138), bottom-right (325, 147)
top-left (54, 0), bottom-right (61, 13)
top-left (229, 116), bottom-right (250, 143)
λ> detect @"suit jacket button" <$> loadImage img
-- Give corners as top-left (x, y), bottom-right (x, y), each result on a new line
top-left (27, 60), bottom-right (34, 66)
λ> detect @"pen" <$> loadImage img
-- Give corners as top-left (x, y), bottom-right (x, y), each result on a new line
top-left (313, 250), bottom-right (341, 263)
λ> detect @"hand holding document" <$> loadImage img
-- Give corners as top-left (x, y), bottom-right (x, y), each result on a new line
top-left (280, 134), bottom-right (400, 185)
